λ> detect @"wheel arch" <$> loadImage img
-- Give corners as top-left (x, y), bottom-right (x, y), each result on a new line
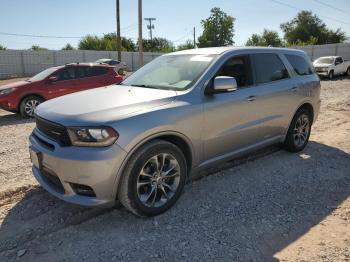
top-left (113, 131), bottom-right (194, 200)
top-left (17, 93), bottom-right (46, 111)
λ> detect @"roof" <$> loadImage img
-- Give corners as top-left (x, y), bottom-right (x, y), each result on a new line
top-left (168, 46), bottom-right (305, 56)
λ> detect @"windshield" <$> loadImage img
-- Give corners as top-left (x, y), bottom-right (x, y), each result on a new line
top-left (315, 57), bottom-right (334, 64)
top-left (29, 67), bottom-right (59, 81)
top-left (121, 54), bottom-right (216, 90)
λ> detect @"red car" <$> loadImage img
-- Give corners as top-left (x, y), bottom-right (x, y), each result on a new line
top-left (0, 63), bottom-right (123, 118)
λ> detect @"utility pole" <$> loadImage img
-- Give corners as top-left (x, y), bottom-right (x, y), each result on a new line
top-left (144, 18), bottom-right (156, 41)
top-left (116, 0), bottom-right (121, 61)
top-left (193, 27), bottom-right (196, 48)
top-left (138, 0), bottom-right (144, 66)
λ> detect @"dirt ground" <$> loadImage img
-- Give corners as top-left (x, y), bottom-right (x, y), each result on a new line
top-left (0, 77), bottom-right (349, 261)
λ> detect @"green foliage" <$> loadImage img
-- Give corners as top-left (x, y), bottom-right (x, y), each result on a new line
top-left (61, 43), bottom-right (75, 50)
top-left (78, 34), bottom-right (136, 51)
top-left (177, 40), bottom-right (195, 51)
top-left (142, 37), bottom-right (175, 53)
top-left (197, 7), bottom-right (235, 47)
top-left (280, 11), bottom-right (347, 45)
top-left (0, 44), bottom-right (6, 50)
top-left (30, 45), bottom-right (48, 51)
top-left (246, 29), bottom-right (284, 47)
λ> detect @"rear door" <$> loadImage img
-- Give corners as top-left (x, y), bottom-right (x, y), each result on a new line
top-left (46, 67), bottom-right (79, 98)
top-left (334, 57), bottom-right (344, 75)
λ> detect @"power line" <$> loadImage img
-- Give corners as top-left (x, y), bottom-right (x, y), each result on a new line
top-left (269, 0), bottom-right (350, 26)
top-left (312, 0), bottom-right (350, 16)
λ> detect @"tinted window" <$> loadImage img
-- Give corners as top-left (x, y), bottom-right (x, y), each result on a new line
top-left (85, 67), bottom-right (108, 77)
top-left (54, 68), bottom-right (76, 81)
top-left (215, 55), bottom-right (253, 87)
top-left (285, 54), bottom-right (313, 76)
top-left (252, 53), bottom-right (289, 84)
top-left (335, 57), bottom-right (343, 63)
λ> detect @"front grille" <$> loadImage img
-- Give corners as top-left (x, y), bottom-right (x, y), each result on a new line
top-left (35, 116), bottom-right (71, 146)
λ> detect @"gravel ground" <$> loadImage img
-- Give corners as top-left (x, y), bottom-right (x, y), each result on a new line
top-left (0, 77), bottom-right (349, 261)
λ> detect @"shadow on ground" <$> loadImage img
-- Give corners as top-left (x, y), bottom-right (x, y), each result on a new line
top-left (1, 141), bottom-right (349, 261)
top-left (0, 112), bottom-right (34, 127)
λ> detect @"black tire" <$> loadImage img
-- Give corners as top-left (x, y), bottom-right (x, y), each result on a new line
top-left (346, 67), bottom-right (350, 76)
top-left (117, 68), bottom-right (125, 75)
top-left (284, 108), bottom-right (312, 152)
top-left (328, 70), bottom-right (334, 80)
top-left (19, 95), bottom-right (44, 118)
top-left (118, 140), bottom-right (187, 217)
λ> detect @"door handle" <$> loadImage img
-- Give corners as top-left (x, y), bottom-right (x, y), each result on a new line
top-left (291, 86), bottom-right (298, 92)
top-left (247, 96), bottom-right (256, 102)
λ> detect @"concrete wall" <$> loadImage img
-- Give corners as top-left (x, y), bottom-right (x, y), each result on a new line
top-left (1, 43), bottom-right (350, 79)
top-left (0, 50), bottom-right (162, 79)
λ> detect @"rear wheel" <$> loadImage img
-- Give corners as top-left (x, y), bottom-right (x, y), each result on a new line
top-left (118, 140), bottom-right (187, 217)
top-left (284, 109), bottom-right (311, 152)
top-left (346, 67), bottom-right (350, 76)
top-left (19, 96), bottom-right (44, 118)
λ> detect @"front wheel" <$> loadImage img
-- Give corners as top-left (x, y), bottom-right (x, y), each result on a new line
top-left (19, 96), bottom-right (44, 118)
top-left (118, 140), bottom-right (187, 217)
top-left (284, 109), bottom-right (312, 152)
top-left (328, 70), bottom-right (334, 80)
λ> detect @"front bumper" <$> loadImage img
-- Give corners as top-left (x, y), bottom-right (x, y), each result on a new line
top-left (29, 129), bottom-right (127, 207)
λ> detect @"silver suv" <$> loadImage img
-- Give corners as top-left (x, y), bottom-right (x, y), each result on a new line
top-left (29, 47), bottom-right (321, 216)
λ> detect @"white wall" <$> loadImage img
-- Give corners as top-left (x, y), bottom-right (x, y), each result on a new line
top-left (0, 50), bottom-right (162, 79)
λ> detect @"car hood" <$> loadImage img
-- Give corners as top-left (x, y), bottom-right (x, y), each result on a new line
top-left (313, 63), bottom-right (332, 67)
top-left (0, 80), bottom-right (31, 90)
top-left (36, 84), bottom-right (177, 125)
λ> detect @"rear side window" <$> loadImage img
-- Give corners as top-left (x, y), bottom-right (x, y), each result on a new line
top-left (54, 68), bottom-right (76, 81)
top-left (252, 53), bottom-right (289, 84)
top-left (85, 67), bottom-right (109, 77)
top-left (285, 54), bottom-right (313, 75)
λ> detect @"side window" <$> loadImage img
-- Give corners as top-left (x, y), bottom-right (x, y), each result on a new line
top-left (252, 53), bottom-right (289, 84)
top-left (285, 54), bottom-right (313, 76)
top-left (335, 57), bottom-right (343, 64)
top-left (54, 68), bottom-right (76, 81)
top-left (215, 55), bottom-right (253, 87)
top-left (85, 67), bottom-right (108, 77)
top-left (76, 67), bottom-right (87, 78)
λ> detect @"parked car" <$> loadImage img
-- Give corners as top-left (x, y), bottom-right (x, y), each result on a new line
top-left (95, 58), bottom-right (128, 75)
top-left (0, 63), bottom-right (123, 118)
top-left (29, 47), bottom-right (320, 217)
top-left (313, 56), bottom-right (350, 79)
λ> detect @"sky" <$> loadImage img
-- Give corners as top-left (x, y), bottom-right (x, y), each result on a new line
top-left (0, 0), bottom-right (350, 50)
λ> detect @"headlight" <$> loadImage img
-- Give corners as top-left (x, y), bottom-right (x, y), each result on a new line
top-left (67, 127), bottom-right (119, 147)
top-left (0, 87), bottom-right (17, 96)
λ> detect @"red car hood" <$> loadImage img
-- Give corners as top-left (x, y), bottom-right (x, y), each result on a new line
top-left (0, 80), bottom-right (31, 90)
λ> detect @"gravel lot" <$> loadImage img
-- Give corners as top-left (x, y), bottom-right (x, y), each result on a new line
top-left (0, 77), bottom-right (349, 261)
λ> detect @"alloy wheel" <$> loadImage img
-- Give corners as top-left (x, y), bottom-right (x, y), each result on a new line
top-left (24, 99), bottom-right (40, 117)
top-left (293, 114), bottom-right (310, 148)
top-left (137, 153), bottom-right (180, 208)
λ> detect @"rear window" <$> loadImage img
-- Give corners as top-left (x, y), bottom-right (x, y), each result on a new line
top-left (285, 54), bottom-right (313, 75)
top-left (85, 67), bottom-right (108, 77)
top-left (252, 53), bottom-right (289, 84)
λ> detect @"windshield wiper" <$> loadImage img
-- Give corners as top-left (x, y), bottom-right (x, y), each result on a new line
top-left (129, 84), bottom-right (159, 89)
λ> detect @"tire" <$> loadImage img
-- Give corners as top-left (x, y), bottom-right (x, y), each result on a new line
top-left (117, 68), bottom-right (124, 75)
top-left (19, 95), bottom-right (44, 118)
top-left (118, 140), bottom-right (187, 217)
top-left (346, 67), bottom-right (350, 76)
top-left (284, 108), bottom-right (312, 152)
top-left (328, 70), bottom-right (334, 80)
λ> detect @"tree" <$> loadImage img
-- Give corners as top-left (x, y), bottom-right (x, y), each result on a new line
top-left (246, 29), bottom-right (284, 47)
top-left (61, 43), bottom-right (75, 50)
top-left (280, 11), bottom-right (347, 45)
top-left (78, 34), bottom-right (136, 51)
top-left (30, 45), bottom-right (48, 51)
top-left (0, 44), bottom-right (6, 50)
top-left (197, 7), bottom-right (235, 47)
top-left (142, 37), bottom-right (175, 53)
top-left (177, 40), bottom-right (195, 51)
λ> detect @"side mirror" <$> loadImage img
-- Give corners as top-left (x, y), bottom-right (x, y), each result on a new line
top-left (213, 76), bottom-right (237, 93)
top-left (48, 76), bottom-right (58, 82)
